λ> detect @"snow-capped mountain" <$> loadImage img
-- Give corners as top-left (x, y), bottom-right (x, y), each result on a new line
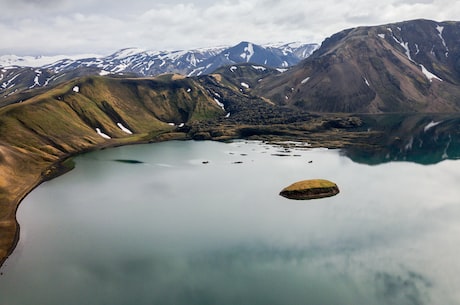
top-left (0, 41), bottom-right (318, 99)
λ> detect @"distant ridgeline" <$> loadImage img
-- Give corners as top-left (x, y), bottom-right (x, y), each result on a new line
top-left (0, 41), bottom-right (318, 100)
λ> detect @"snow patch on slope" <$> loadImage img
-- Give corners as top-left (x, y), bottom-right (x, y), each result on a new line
top-left (420, 65), bottom-right (442, 82)
top-left (240, 43), bottom-right (255, 62)
top-left (117, 123), bottom-right (133, 134)
top-left (96, 128), bottom-right (111, 139)
top-left (424, 120), bottom-right (443, 132)
top-left (436, 25), bottom-right (449, 57)
top-left (0, 54), bottom-right (101, 68)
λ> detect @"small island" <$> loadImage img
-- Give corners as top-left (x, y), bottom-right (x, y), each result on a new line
top-left (280, 179), bottom-right (340, 200)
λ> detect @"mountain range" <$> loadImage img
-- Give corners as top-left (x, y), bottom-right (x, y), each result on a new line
top-left (4, 19), bottom-right (460, 114)
top-left (0, 41), bottom-right (318, 100)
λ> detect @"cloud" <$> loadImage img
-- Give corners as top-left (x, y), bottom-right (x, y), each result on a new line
top-left (1, 0), bottom-right (460, 55)
top-left (374, 271), bottom-right (432, 305)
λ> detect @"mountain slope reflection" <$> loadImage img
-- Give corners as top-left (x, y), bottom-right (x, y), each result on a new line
top-left (344, 114), bottom-right (460, 165)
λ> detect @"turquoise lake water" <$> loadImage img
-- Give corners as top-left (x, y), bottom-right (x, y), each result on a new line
top-left (1, 140), bottom-right (460, 305)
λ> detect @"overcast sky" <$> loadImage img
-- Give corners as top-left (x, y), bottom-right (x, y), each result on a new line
top-left (1, 0), bottom-right (459, 56)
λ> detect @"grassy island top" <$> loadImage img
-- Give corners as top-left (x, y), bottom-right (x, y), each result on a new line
top-left (282, 179), bottom-right (337, 191)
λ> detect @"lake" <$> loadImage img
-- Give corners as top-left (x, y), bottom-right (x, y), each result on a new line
top-left (1, 140), bottom-right (460, 305)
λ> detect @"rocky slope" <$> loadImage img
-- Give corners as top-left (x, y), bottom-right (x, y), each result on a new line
top-left (255, 19), bottom-right (460, 113)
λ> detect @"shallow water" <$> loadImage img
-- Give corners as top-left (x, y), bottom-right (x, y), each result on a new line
top-left (1, 140), bottom-right (460, 305)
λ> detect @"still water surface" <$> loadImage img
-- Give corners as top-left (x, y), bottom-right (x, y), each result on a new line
top-left (1, 140), bottom-right (460, 304)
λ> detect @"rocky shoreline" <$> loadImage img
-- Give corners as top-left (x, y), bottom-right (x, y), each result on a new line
top-left (0, 121), bottom-right (376, 268)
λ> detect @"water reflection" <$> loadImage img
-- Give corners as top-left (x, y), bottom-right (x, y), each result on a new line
top-left (1, 140), bottom-right (459, 304)
top-left (344, 114), bottom-right (460, 164)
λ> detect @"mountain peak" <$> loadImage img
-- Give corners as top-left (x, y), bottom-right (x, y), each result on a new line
top-left (256, 19), bottom-right (460, 113)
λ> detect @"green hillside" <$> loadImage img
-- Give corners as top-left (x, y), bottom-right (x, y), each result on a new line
top-left (0, 75), bottom-right (225, 264)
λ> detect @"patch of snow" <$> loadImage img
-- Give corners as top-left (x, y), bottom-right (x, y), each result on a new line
top-left (240, 43), bottom-right (255, 62)
top-left (405, 137), bottom-right (414, 151)
top-left (178, 123), bottom-right (185, 128)
top-left (188, 67), bottom-right (205, 76)
top-left (4, 89), bottom-right (18, 97)
top-left (214, 98), bottom-right (225, 111)
top-left (387, 27), bottom-right (393, 33)
top-left (241, 82), bottom-right (250, 89)
top-left (187, 53), bottom-right (198, 66)
top-left (301, 77), bottom-right (310, 84)
top-left (415, 44), bottom-right (420, 55)
top-left (378, 34), bottom-right (385, 39)
top-left (187, 88), bottom-right (192, 93)
top-left (276, 68), bottom-right (288, 73)
top-left (44, 77), bottom-right (53, 86)
top-left (73, 86), bottom-right (80, 93)
top-left (391, 34), bottom-right (414, 62)
top-left (442, 134), bottom-right (451, 159)
top-left (251, 65), bottom-right (266, 71)
top-left (1, 73), bottom-right (20, 89)
top-left (168, 123), bottom-right (175, 126)
top-left (424, 120), bottom-right (443, 132)
top-left (401, 41), bottom-right (413, 62)
top-left (436, 25), bottom-right (449, 57)
top-left (0, 53), bottom-right (101, 68)
top-left (99, 70), bottom-right (111, 76)
top-left (420, 65), bottom-right (442, 82)
top-left (363, 77), bottom-right (370, 87)
top-left (225, 113), bottom-right (231, 118)
top-left (230, 66), bottom-right (238, 72)
top-left (117, 123), bottom-right (133, 134)
top-left (95, 128), bottom-right (111, 139)
top-left (29, 69), bottom-right (42, 89)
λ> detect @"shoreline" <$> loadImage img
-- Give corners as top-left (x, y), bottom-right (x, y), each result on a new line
top-left (0, 121), bottom-right (387, 269)
top-left (0, 132), bottom-right (191, 269)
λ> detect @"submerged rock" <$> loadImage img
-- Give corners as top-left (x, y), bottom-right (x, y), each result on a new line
top-left (113, 159), bottom-right (144, 164)
top-left (280, 179), bottom-right (339, 200)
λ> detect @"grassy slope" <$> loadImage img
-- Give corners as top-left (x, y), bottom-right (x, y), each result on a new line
top-left (0, 75), bottom-right (224, 265)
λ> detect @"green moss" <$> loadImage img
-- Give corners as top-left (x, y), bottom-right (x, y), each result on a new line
top-left (282, 179), bottom-right (337, 191)
top-left (280, 179), bottom-right (340, 200)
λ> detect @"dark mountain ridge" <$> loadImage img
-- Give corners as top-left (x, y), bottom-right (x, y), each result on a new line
top-left (255, 19), bottom-right (460, 113)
